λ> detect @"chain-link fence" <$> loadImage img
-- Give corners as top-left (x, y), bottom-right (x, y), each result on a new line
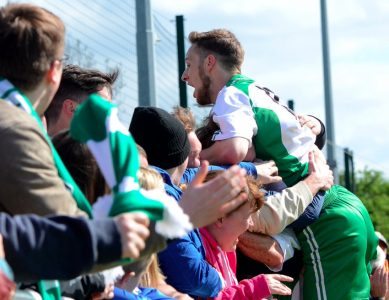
top-left (4, 0), bottom-right (383, 184)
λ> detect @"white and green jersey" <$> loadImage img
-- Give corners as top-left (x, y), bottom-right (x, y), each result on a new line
top-left (211, 74), bottom-right (315, 186)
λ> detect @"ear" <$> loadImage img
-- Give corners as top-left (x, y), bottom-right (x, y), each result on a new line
top-left (62, 99), bottom-right (77, 116)
top-left (204, 54), bottom-right (217, 72)
top-left (46, 60), bottom-right (62, 86)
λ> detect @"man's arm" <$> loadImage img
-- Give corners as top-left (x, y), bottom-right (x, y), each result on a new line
top-left (238, 232), bottom-right (284, 268)
top-left (200, 137), bottom-right (250, 165)
top-left (249, 151), bottom-right (333, 235)
top-left (1, 212), bottom-right (150, 282)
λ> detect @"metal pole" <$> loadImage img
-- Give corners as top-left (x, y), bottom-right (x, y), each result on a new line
top-left (176, 15), bottom-right (188, 108)
top-left (344, 148), bottom-right (351, 190)
top-left (135, 0), bottom-right (156, 106)
top-left (320, 0), bottom-right (337, 179)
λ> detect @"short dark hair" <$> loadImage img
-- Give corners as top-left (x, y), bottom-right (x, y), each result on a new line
top-left (45, 64), bottom-right (119, 127)
top-left (52, 130), bottom-right (108, 204)
top-left (0, 3), bottom-right (65, 91)
top-left (188, 29), bottom-right (244, 72)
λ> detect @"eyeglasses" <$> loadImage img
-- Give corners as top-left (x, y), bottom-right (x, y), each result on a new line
top-left (52, 54), bottom-right (69, 65)
top-left (57, 54), bottom-right (69, 63)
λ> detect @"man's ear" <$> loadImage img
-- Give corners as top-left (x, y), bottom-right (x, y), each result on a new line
top-left (46, 60), bottom-right (62, 86)
top-left (63, 99), bottom-right (76, 116)
top-left (204, 54), bottom-right (217, 72)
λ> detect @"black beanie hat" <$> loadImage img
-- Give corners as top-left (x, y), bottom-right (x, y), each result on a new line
top-left (129, 106), bottom-right (190, 170)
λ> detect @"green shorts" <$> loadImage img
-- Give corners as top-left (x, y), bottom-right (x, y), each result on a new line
top-left (297, 185), bottom-right (378, 300)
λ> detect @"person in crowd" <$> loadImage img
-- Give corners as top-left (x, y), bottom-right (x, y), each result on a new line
top-left (116, 167), bottom-right (192, 300)
top-left (182, 28), bottom-right (378, 299)
top-left (0, 2), bottom-right (88, 217)
top-left (199, 171), bottom-right (293, 299)
top-left (45, 64), bottom-right (118, 136)
top-left (172, 106), bottom-right (202, 168)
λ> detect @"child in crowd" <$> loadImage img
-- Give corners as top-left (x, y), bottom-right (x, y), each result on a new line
top-left (200, 171), bottom-right (293, 299)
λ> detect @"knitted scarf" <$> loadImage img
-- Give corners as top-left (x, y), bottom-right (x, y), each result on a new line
top-left (0, 78), bottom-right (93, 217)
top-left (0, 78), bottom-right (91, 300)
top-left (70, 94), bottom-right (192, 238)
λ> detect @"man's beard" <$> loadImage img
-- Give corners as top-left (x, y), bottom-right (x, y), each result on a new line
top-left (196, 66), bottom-right (212, 106)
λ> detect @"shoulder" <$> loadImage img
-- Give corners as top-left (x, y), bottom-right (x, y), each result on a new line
top-left (0, 101), bottom-right (42, 132)
top-left (214, 85), bottom-right (251, 112)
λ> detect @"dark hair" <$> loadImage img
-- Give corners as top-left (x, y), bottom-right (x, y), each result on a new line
top-left (45, 64), bottom-right (119, 127)
top-left (172, 106), bottom-right (196, 133)
top-left (0, 3), bottom-right (65, 91)
top-left (196, 115), bottom-right (220, 150)
top-left (204, 171), bottom-right (264, 215)
top-left (52, 130), bottom-right (108, 204)
top-left (188, 29), bottom-right (244, 72)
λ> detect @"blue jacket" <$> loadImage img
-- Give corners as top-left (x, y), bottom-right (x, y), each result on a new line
top-left (158, 230), bottom-right (222, 298)
top-left (181, 162), bottom-right (258, 184)
top-left (152, 166), bottom-right (222, 298)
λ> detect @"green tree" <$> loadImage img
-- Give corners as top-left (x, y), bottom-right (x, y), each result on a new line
top-left (354, 168), bottom-right (389, 239)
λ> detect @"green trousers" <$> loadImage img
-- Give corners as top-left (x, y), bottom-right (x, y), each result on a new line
top-left (297, 185), bottom-right (378, 300)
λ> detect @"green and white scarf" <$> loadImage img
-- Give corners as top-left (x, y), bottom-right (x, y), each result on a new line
top-left (0, 78), bottom-right (93, 217)
top-left (0, 78), bottom-right (93, 300)
top-left (70, 94), bottom-right (192, 238)
top-left (0, 78), bottom-right (191, 299)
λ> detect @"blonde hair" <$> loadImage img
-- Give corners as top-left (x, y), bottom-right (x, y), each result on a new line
top-left (137, 167), bottom-right (166, 287)
top-left (138, 167), bottom-right (164, 191)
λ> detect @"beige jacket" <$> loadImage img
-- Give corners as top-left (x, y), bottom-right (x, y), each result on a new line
top-left (249, 181), bottom-right (313, 235)
top-left (0, 101), bottom-right (86, 217)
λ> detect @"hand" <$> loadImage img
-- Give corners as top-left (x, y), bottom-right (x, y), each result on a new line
top-left (254, 160), bottom-right (282, 184)
top-left (303, 150), bottom-right (333, 194)
top-left (263, 274), bottom-right (293, 296)
top-left (298, 115), bottom-right (322, 136)
top-left (115, 213), bottom-right (150, 259)
top-left (180, 160), bottom-right (248, 228)
top-left (370, 266), bottom-right (388, 298)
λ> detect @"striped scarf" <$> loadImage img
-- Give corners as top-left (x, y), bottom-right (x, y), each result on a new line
top-left (70, 93), bottom-right (192, 238)
top-left (0, 78), bottom-right (192, 299)
top-left (0, 78), bottom-right (91, 300)
top-left (0, 78), bottom-right (92, 217)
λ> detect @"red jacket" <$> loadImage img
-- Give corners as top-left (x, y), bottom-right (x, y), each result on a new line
top-left (199, 228), bottom-right (271, 299)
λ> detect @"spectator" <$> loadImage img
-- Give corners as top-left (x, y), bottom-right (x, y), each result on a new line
top-left (172, 106), bottom-right (202, 168)
top-left (199, 171), bottom-right (293, 299)
top-left (45, 64), bottom-right (118, 136)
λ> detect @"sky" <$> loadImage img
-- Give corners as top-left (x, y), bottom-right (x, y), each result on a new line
top-left (152, 0), bottom-right (389, 178)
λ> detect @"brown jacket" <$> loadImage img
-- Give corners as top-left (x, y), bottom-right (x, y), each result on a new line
top-left (0, 101), bottom-right (86, 217)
